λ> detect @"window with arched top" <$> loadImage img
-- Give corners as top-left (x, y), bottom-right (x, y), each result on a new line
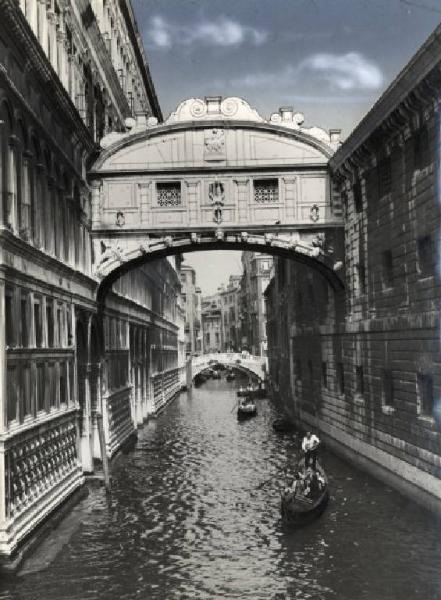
top-left (0, 103), bottom-right (12, 228)
top-left (43, 148), bottom-right (55, 254)
top-left (32, 136), bottom-right (44, 248)
top-left (17, 120), bottom-right (33, 241)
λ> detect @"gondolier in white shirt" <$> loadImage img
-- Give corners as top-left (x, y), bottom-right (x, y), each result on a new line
top-left (301, 431), bottom-right (320, 471)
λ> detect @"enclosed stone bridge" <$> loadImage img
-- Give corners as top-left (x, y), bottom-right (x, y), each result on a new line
top-left (191, 352), bottom-right (267, 381)
top-left (89, 96), bottom-right (345, 299)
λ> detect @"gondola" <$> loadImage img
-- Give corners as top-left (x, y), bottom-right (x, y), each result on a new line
top-left (237, 401), bottom-right (257, 419)
top-left (237, 386), bottom-right (266, 399)
top-left (194, 372), bottom-right (208, 387)
top-left (280, 463), bottom-right (329, 525)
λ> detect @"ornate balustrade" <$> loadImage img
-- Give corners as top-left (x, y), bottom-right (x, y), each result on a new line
top-left (1, 411), bottom-right (83, 556)
top-left (103, 386), bottom-right (135, 458)
top-left (151, 367), bottom-right (180, 413)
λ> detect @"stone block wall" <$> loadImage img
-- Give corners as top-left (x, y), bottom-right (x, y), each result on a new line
top-left (266, 52), bottom-right (441, 507)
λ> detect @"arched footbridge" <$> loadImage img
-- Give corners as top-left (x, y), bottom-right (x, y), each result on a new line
top-left (191, 352), bottom-right (267, 381)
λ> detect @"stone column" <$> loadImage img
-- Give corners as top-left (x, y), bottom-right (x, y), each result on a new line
top-left (29, 0), bottom-right (38, 35)
top-left (0, 277), bottom-right (6, 434)
top-left (39, 0), bottom-right (49, 55)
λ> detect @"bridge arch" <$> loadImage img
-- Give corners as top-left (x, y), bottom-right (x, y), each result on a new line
top-left (95, 233), bottom-right (344, 305)
top-left (191, 353), bottom-right (267, 382)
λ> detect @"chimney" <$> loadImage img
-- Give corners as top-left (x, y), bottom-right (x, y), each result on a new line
top-left (279, 106), bottom-right (293, 122)
top-left (329, 129), bottom-right (341, 143)
top-left (205, 96), bottom-right (222, 115)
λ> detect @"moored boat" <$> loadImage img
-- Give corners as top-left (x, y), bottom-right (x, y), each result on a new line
top-left (237, 385), bottom-right (266, 399)
top-left (237, 401), bottom-right (257, 419)
top-left (226, 370), bottom-right (236, 381)
top-left (280, 464), bottom-right (329, 525)
top-left (194, 372), bottom-right (208, 387)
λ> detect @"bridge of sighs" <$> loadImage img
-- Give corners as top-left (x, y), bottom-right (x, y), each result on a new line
top-left (89, 96), bottom-right (345, 296)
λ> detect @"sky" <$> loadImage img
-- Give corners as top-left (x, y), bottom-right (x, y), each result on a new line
top-left (132, 0), bottom-right (441, 294)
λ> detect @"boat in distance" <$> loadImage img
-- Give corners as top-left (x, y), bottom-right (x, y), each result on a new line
top-left (237, 385), bottom-right (266, 399)
top-left (237, 401), bottom-right (257, 420)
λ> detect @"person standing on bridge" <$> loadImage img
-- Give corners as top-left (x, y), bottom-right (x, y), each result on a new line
top-left (301, 431), bottom-right (320, 471)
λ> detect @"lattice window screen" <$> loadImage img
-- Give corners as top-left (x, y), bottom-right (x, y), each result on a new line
top-left (156, 182), bottom-right (182, 207)
top-left (253, 179), bottom-right (279, 203)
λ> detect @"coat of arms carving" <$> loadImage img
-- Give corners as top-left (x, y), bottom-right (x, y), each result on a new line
top-left (204, 128), bottom-right (226, 161)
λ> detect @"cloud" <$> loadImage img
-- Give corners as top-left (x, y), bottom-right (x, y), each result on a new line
top-left (300, 52), bottom-right (384, 90)
top-left (219, 52), bottom-right (383, 93)
top-left (147, 15), bottom-right (267, 49)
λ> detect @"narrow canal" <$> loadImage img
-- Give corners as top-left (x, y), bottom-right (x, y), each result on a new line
top-left (1, 376), bottom-right (441, 600)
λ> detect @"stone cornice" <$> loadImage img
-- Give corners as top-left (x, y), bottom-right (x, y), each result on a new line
top-left (0, 228), bottom-right (97, 290)
top-left (92, 118), bottom-right (335, 173)
top-left (119, 0), bottom-right (163, 121)
top-left (0, 0), bottom-right (95, 158)
top-left (330, 22), bottom-right (441, 173)
top-left (73, 0), bottom-right (132, 121)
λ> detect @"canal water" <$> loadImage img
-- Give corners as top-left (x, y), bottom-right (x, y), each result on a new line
top-left (1, 377), bottom-right (441, 600)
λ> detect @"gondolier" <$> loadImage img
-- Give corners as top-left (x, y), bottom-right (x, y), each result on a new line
top-left (301, 431), bottom-right (320, 470)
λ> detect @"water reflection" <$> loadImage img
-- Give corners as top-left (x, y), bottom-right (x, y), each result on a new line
top-left (1, 376), bottom-right (441, 600)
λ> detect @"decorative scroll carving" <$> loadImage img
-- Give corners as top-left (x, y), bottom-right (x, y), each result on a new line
top-left (209, 181), bottom-right (225, 224)
top-left (310, 204), bottom-right (320, 222)
top-left (96, 241), bottom-right (128, 272)
top-left (116, 211), bottom-right (125, 227)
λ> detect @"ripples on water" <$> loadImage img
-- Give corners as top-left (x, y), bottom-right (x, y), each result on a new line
top-left (1, 377), bottom-right (441, 600)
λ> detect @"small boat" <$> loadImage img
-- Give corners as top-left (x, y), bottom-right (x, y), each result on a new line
top-left (211, 369), bottom-right (221, 379)
top-left (237, 385), bottom-right (266, 399)
top-left (280, 464), bottom-right (329, 525)
top-left (194, 373), bottom-right (208, 387)
top-left (226, 370), bottom-right (236, 381)
top-left (237, 401), bottom-right (257, 419)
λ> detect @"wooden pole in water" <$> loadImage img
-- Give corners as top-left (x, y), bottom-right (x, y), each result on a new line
top-left (96, 412), bottom-right (111, 491)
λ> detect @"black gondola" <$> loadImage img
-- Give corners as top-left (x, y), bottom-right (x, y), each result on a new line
top-left (237, 401), bottom-right (257, 419)
top-left (280, 463), bottom-right (329, 525)
top-left (194, 373), bottom-right (208, 387)
top-left (237, 385), bottom-right (266, 399)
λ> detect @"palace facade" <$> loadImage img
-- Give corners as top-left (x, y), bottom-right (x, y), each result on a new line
top-left (0, 0), bottom-right (181, 560)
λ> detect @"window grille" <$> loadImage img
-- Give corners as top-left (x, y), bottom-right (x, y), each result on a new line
top-left (377, 157), bottom-right (392, 197)
top-left (414, 125), bottom-right (429, 171)
top-left (355, 365), bottom-right (364, 397)
top-left (417, 235), bottom-right (433, 278)
top-left (156, 182), bottom-right (182, 207)
top-left (382, 250), bottom-right (393, 288)
top-left (382, 369), bottom-right (394, 407)
top-left (353, 179), bottom-right (363, 213)
top-left (417, 373), bottom-right (434, 418)
top-left (337, 362), bottom-right (345, 394)
top-left (322, 362), bottom-right (328, 388)
top-left (253, 179), bottom-right (279, 203)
